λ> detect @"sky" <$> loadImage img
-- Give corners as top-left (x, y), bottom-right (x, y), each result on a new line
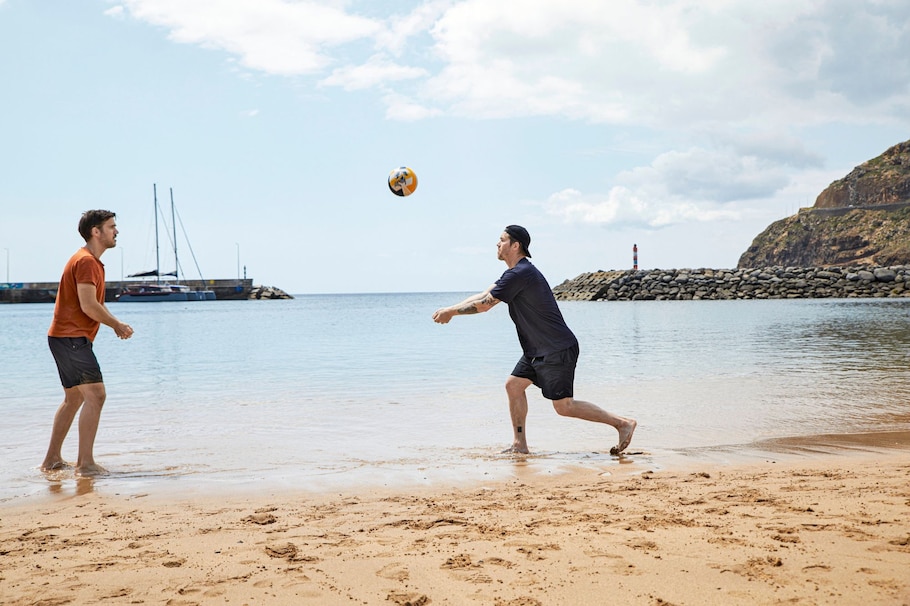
top-left (1, 0), bottom-right (909, 295)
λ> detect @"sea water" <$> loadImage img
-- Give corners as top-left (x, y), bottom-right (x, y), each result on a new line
top-left (2, 294), bottom-right (909, 502)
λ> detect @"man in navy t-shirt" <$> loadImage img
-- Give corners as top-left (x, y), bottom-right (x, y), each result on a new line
top-left (433, 225), bottom-right (637, 455)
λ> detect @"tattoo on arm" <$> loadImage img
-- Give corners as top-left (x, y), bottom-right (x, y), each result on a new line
top-left (450, 286), bottom-right (502, 316)
top-left (456, 294), bottom-right (498, 315)
top-left (457, 302), bottom-right (480, 314)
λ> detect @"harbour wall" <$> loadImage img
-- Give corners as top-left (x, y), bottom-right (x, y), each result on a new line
top-left (0, 279), bottom-right (254, 304)
top-left (553, 266), bottom-right (910, 301)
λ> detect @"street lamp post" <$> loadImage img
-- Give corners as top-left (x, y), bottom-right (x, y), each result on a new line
top-left (235, 243), bottom-right (240, 280)
top-left (4, 248), bottom-right (8, 283)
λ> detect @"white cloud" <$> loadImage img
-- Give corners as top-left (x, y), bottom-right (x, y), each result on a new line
top-left (374, 0), bottom-right (453, 55)
top-left (320, 54), bottom-right (428, 91)
top-left (116, 0), bottom-right (381, 75)
top-left (423, 0), bottom-right (910, 128)
top-left (623, 147), bottom-right (792, 203)
top-left (431, 0), bottom-right (725, 73)
top-left (108, 1), bottom-right (910, 129)
top-left (545, 185), bottom-right (742, 230)
top-left (381, 91), bottom-right (441, 121)
top-left (544, 140), bottom-right (823, 228)
top-left (765, 0), bottom-right (910, 105)
top-left (425, 0), bottom-right (728, 123)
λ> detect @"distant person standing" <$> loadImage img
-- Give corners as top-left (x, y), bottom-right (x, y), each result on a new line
top-left (42, 210), bottom-right (134, 476)
top-left (432, 225), bottom-right (636, 455)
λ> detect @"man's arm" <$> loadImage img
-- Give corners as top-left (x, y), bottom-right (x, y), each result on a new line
top-left (76, 283), bottom-right (134, 339)
top-left (432, 284), bottom-right (500, 324)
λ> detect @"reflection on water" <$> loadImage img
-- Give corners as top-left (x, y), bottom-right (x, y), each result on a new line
top-left (2, 296), bottom-right (909, 502)
top-left (43, 471), bottom-right (97, 497)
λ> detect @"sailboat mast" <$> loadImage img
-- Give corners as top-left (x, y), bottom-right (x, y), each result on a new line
top-left (170, 188), bottom-right (179, 283)
top-left (153, 183), bottom-right (160, 285)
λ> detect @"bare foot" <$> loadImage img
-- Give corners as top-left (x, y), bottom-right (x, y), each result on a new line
top-left (75, 463), bottom-right (109, 477)
top-left (501, 444), bottom-right (530, 454)
top-left (609, 419), bottom-right (637, 455)
top-left (41, 460), bottom-right (72, 472)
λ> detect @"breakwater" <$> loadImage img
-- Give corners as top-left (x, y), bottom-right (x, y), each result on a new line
top-left (0, 279), bottom-right (255, 304)
top-left (553, 266), bottom-right (910, 301)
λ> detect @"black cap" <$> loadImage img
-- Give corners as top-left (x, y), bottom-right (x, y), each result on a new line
top-left (504, 225), bottom-right (531, 258)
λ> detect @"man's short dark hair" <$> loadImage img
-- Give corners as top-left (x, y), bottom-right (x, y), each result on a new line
top-left (78, 210), bottom-right (116, 241)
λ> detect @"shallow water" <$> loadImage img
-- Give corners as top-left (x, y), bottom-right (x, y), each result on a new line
top-left (2, 294), bottom-right (909, 502)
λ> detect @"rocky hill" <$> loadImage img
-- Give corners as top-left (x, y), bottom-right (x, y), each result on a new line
top-left (738, 139), bottom-right (910, 268)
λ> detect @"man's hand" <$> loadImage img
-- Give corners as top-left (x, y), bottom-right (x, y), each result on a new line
top-left (432, 308), bottom-right (455, 324)
top-left (114, 322), bottom-right (134, 340)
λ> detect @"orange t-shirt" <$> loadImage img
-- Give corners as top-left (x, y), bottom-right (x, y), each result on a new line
top-left (48, 248), bottom-right (106, 341)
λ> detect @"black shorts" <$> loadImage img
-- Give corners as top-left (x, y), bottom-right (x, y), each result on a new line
top-left (510, 344), bottom-right (578, 401)
top-left (48, 336), bottom-right (103, 389)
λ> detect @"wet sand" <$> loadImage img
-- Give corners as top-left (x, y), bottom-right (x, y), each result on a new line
top-left (2, 434), bottom-right (909, 605)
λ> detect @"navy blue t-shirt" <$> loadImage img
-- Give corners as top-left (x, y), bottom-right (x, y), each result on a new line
top-left (490, 258), bottom-right (578, 358)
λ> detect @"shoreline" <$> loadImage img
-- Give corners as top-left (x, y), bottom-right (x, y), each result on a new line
top-left (2, 434), bottom-right (908, 605)
top-left (5, 428), bottom-right (910, 506)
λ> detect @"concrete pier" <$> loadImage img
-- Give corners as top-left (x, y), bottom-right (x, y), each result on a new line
top-left (0, 278), bottom-right (254, 304)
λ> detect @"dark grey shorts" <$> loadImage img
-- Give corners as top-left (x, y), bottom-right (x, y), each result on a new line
top-left (510, 344), bottom-right (578, 401)
top-left (48, 336), bottom-right (103, 389)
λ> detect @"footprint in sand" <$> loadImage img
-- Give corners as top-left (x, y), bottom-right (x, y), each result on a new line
top-left (376, 562), bottom-right (410, 581)
top-left (441, 553), bottom-right (477, 569)
top-left (265, 542), bottom-right (300, 561)
top-left (387, 592), bottom-right (429, 606)
top-left (244, 512), bottom-right (277, 525)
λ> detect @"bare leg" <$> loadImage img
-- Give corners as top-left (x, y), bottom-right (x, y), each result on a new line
top-left (41, 387), bottom-right (85, 471)
top-left (503, 376), bottom-right (533, 454)
top-left (551, 397), bottom-right (637, 455)
top-left (75, 382), bottom-right (107, 476)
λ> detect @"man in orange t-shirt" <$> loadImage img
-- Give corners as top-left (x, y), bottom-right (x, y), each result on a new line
top-left (42, 210), bottom-right (134, 476)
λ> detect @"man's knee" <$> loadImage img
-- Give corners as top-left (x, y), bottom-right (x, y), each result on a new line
top-left (63, 387), bottom-right (85, 408)
top-left (552, 397), bottom-right (574, 416)
top-left (505, 376), bottom-right (530, 395)
top-left (79, 382), bottom-right (107, 406)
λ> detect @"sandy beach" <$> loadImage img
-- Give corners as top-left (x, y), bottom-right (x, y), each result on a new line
top-left (2, 446), bottom-right (909, 606)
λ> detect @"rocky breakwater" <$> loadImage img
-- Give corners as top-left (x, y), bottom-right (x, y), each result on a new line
top-left (552, 266), bottom-right (910, 302)
top-left (249, 285), bottom-right (294, 299)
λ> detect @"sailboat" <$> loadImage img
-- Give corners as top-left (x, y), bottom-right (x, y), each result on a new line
top-left (116, 185), bottom-right (216, 302)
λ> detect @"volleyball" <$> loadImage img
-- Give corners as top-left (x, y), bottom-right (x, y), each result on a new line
top-left (388, 166), bottom-right (418, 197)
